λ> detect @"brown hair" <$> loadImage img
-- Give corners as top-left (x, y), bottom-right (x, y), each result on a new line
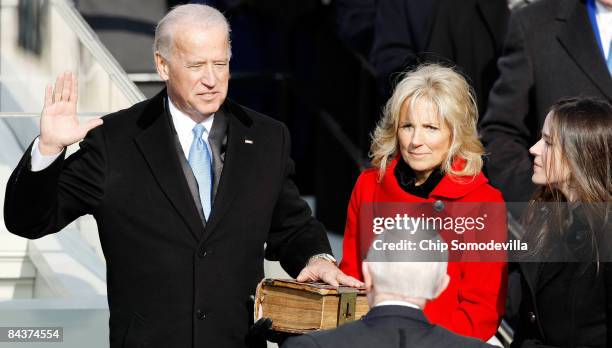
top-left (521, 97), bottom-right (612, 262)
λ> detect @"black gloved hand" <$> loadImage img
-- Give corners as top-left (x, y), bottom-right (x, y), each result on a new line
top-left (247, 317), bottom-right (294, 346)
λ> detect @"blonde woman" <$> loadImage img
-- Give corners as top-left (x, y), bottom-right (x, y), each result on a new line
top-left (339, 64), bottom-right (507, 341)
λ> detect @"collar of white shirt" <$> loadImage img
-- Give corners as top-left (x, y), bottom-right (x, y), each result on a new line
top-left (167, 97), bottom-right (214, 158)
top-left (596, 1), bottom-right (612, 16)
top-left (374, 300), bottom-right (421, 310)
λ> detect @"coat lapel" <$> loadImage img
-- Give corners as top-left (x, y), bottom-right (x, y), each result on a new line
top-left (201, 100), bottom-right (255, 242)
top-left (556, 0), bottom-right (612, 100)
top-left (134, 92), bottom-right (204, 242)
top-left (208, 107), bottom-right (229, 201)
top-left (519, 262), bottom-right (539, 300)
top-left (519, 261), bottom-right (548, 339)
top-left (533, 262), bottom-right (566, 291)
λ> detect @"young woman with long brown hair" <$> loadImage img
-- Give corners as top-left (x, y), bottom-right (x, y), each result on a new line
top-left (513, 97), bottom-right (612, 347)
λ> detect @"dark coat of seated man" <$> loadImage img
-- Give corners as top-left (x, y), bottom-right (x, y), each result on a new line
top-left (282, 231), bottom-right (495, 348)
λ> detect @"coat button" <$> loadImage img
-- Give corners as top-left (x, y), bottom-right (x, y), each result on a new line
top-left (198, 247), bottom-right (207, 258)
top-left (528, 311), bottom-right (536, 323)
top-left (433, 200), bottom-right (445, 212)
top-left (196, 309), bottom-right (206, 320)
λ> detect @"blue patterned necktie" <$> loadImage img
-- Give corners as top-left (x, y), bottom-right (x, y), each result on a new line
top-left (608, 41), bottom-right (612, 75)
top-left (188, 124), bottom-right (213, 220)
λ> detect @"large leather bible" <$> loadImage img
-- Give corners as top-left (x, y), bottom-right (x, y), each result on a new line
top-left (254, 279), bottom-right (368, 333)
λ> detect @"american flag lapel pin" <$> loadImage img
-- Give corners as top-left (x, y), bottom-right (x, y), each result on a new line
top-left (244, 138), bottom-right (254, 144)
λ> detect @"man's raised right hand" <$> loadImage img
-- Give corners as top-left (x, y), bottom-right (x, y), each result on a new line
top-left (38, 72), bottom-right (103, 155)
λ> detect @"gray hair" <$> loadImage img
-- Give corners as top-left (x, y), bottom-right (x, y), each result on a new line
top-left (153, 4), bottom-right (232, 60)
top-left (366, 228), bottom-right (448, 299)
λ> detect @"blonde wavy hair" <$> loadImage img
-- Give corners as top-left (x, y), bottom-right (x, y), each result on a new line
top-left (370, 64), bottom-right (484, 180)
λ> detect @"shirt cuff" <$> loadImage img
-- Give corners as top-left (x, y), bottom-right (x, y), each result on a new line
top-left (30, 137), bottom-right (63, 172)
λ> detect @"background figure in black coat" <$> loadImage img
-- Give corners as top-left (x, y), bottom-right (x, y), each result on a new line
top-left (335, 0), bottom-right (376, 57)
top-left (3, 4), bottom-right (362, 348)
top-left (369, 0), bottom-right (509, 115)
top-left (480, 0), bottom-right (612, 203)
top-left (282, 231), bottom-right (495, 348)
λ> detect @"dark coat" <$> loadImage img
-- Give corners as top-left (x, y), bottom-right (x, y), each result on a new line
top-left (370, 0), bottom-right (509, 114)
top-left (513, 262), bottom-right (612, 347)
top-left (480, 0), bottom-right (612, 203)
top-left (281, 305), bottom-right (494, 348)
top-left (426, 0), bottom-right (509, 116)
top-left (513, 209), bottom-right (612, 347)
top-left (3, 90), bottom-right (332, 348)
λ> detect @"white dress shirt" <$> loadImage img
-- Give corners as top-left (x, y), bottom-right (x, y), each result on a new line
top-left (30, 97), bottom-right (214, 171)
top-left (167, 97), bottom-right (214, 159)
top-left (596, 1), bottom-right (612, 59)
top-left (30, 137), bottom-right (63, 171)
top-left (374, 300), bottom-right (421, 310)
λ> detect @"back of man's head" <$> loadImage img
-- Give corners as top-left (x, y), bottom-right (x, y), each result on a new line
top-left (363, 228), bottom-right (449, 303)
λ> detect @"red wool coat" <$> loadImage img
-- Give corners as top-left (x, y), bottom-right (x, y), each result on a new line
top-left (339, 158), bottom-right (507, 341)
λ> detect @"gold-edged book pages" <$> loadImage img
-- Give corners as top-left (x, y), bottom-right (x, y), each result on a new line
top-left (254, 279), bottom-right (368, 333)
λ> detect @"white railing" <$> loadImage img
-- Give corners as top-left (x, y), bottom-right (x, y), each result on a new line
top-left (51, 0), bottom-right (144, 105)
top-left (0, 0), bottom-right (141, 345)
top-left (0, 0), bottom-right (144, 114)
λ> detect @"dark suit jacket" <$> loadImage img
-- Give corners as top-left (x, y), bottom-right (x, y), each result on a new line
top-left (370, 0), bottom-right (509, 114)
top-left (281, 305), bottom-right (494, 348)
top-left (3, 89), bottom-right (332, 348)
top-left (480, 0), bottom-right (612, 203)
top-left (513, 262), bottom-right (612, 347)
top-left (513, 212), bottom-right (612, 347)
top-left (427, 0), bottom-right (509, 116)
